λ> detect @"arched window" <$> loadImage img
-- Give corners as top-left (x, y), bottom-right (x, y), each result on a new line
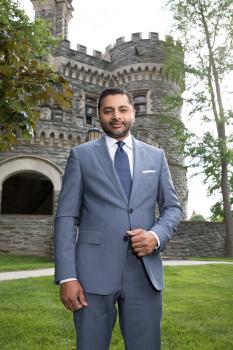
top-left (68, 134), bottom-right (73, 146)
top-left (133, 95), bottom-right (147, 115)
top-left (58, 133), bottom-right (64, 146)
top-left (40, 131), bottom-right (46, 145)
top-left (1, 172), bottom-right (53, 215)
top-left (85, 97), bottom-right (97, 125)
top-left (49, 132), bottom-right (55, 145)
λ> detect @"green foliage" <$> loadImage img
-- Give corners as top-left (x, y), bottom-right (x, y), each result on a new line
top-left (190, 214), bottom-right (206, 221)
top-left (211, 173), bottom-right (233, 221)
top-left (0, 0), bottom-right (73, 150)
top-left (164, 0), bottom-right (233, 228)
top-left (162, 35), bottom-right (185, 91)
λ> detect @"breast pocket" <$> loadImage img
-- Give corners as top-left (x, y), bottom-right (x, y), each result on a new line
top-left (142, 171), bottom-right (158, 181)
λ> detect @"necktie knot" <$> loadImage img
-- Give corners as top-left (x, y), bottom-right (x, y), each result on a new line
top-left (116, 141), bottom-right (125, 151)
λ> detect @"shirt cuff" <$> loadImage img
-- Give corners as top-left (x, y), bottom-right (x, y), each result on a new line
top-left (60, 278), bottom-right (77, 284)
top-left (148, 230), bottom-right (160, 250)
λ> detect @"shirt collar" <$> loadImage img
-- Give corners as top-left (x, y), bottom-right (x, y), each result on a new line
top-left (104, 133), bottom-right (133, 150)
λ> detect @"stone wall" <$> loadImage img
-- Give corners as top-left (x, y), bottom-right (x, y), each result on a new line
top-left (164, 221), bottom-right (226, 258)
top-left (0, 215), bottom-right (54, 257)
top-left (0, 217), bottom-right (226, 258)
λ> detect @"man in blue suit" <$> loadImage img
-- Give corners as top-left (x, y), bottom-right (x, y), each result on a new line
top-left (54, 87), bottom-right (182, 350)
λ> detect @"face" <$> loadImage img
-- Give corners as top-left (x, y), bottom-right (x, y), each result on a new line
top-left (99, 94), bottom-right (135, 140)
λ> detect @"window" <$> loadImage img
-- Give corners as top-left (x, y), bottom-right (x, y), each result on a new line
top-left (85, 97), bottom-right (97, 125)
top-left (40, 106), bottom-right (51, 120)
top-left (53, 107), bottom-right (63, 122)
top-left (133, 95), bottom-right (147, 116)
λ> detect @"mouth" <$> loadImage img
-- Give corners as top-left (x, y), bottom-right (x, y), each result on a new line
top-left (111, 123), bottom-right (123, 128)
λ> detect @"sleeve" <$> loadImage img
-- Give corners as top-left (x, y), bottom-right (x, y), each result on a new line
top-left (54, 148), bottom-right (83, 284)
top-left (150, 150), bottom-right (183, 252)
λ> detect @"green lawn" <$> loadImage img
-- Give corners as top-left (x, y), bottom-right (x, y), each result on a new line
top-left (0, 265), bottom-right (233, 350)
top-left (0, 253), bottom-right (54, 272)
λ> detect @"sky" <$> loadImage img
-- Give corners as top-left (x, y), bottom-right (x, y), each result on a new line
top-left (19, 0), bottom-right (216, 219)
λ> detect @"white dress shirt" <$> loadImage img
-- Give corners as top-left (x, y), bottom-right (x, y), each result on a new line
top-left (105, 133), bottom-right (134, 177)
top-left (60, 133), bottom-right (160, 284)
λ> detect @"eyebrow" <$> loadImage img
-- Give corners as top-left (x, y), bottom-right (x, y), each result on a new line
top-left (102, 105), bottom-right (130, 109)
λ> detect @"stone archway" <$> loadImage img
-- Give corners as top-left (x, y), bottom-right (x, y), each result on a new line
top-left (0, 156), bottom-right (63, 256)
top-left (0, 155), bottom-right (63, 193)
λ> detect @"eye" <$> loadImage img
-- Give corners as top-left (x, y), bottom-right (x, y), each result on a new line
top-left (103, 109), bottom-right (113, 114)
top-left (119, 108), bottom-right (129, 113)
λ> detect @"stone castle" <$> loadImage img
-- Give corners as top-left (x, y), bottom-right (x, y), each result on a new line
top-left (0, 0), bottom-right (226, 258)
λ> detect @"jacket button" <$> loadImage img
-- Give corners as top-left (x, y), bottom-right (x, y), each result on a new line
top-left (128, 208), bottom-right (133, 214)
top-left (123, 235), bottom-right (129, 241)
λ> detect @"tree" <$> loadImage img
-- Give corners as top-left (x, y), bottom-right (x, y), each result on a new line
top-left (190, 213), bottom-right (206, 222)
top-left (0, 0), bottom-right (73, 150)
top-left (164, 0), bottom-right (233, 255)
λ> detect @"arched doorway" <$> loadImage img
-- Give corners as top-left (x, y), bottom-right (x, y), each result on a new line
top-left (0, 156), bottom-right (63, 256)
top-left (1, 172), bottom-right (53, 215)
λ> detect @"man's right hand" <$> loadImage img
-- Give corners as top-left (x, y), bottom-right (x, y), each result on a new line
top-left (60, 280), bottom-right (88, 312)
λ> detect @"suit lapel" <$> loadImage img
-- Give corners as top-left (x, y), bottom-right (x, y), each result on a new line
top-left (94, 136), bottom-right (128, 204)
top-left (129, 138), bottom-right (145, 205)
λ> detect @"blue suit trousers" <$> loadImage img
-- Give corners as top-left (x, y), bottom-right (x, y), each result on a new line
top-left (73, 251), bottom-right (162, 350)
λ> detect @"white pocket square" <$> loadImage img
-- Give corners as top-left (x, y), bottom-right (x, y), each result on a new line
top-left (142, 170), bottom-right (156, 173)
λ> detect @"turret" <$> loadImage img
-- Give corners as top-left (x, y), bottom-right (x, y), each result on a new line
top-left (31, 0), bottom-right (74, 39)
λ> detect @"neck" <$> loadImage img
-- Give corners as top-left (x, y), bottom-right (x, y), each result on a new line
top-left (106, 132), bottom-right (130, 141)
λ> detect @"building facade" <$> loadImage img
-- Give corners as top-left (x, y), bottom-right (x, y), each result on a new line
top-left (0, 0), bottom-right (189, 257)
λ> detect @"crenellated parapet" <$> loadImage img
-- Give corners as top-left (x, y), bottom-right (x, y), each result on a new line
top-left (53, 32), bottom-right (181, 88)
top-left (105, 32), bottom-right (160, 52)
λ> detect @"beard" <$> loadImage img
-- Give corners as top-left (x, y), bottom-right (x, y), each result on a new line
top-left (99, 118), bottom-right (134, 139)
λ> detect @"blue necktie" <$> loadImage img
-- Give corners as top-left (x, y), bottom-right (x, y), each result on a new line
top-left (114, 141), bottom-right (132, 200)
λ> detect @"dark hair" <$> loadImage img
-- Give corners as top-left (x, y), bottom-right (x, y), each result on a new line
top-left (97, 87), bottom-right (134, 114)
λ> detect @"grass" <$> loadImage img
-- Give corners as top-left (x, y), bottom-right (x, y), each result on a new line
top-left (162, 265), bottom-right (233, 350)
top-left (0, 264), bottom-right (232, 349)
top-left (0, 253), bottom-right (54, 272)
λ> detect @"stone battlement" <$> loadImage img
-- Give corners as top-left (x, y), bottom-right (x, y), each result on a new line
top-left (69, 32), bottom-right (177, 61)
top-left (55, 32), bottom-right (181, 87)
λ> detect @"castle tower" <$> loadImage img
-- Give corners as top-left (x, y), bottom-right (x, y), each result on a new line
top-left (31, 0), bottom-right (74, 39)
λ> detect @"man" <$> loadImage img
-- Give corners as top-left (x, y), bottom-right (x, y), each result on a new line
top-left (54, 87), bottom-right (182, 350)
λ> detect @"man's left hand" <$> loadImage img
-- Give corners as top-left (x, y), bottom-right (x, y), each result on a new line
top-left (127, 229), bottom-right (158, 256)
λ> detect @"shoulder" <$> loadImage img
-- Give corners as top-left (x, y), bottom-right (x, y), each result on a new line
top-left (71, 139), bottom-right (99, 154)
top-left (133, 138), bottom-right (163, 155)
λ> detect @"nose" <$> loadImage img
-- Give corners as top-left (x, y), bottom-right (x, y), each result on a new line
top-left (112, 110), bottom-right (122, 120)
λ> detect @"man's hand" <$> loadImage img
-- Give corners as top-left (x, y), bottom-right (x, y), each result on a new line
top-left (60, 280), bottom-right (88, 312)
top-left (127, 228), bottom-right (158, 257)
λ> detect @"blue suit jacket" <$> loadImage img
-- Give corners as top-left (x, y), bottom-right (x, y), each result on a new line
top-left (54, 136), bottom-right (182, 294)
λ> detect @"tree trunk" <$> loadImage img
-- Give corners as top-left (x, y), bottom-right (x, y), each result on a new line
top-left (199, 0), bottom-right (233, 256)
top-left (221, 160), bottom-right (233, 256)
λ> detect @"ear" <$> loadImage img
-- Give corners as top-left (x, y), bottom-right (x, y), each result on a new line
top-left (132, 109), bottom-right (136, 121)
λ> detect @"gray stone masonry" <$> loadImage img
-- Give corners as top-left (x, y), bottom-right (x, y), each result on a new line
top-left (164, 221), bottom-right (226, 258)
top-left (0, 217), bottom-right (226, 258)
top-left (0, 216), bottom-right (54, 257)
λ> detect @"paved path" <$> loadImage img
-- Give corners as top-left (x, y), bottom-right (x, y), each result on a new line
top-left (0, 260), bottom-right (232, 281)
top-left (0, 268), bottom-right (54, 281)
